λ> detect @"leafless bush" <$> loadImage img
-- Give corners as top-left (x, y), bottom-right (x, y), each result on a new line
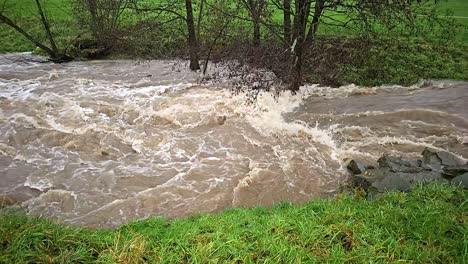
top-left (71, 0), bottom-right (130, 47)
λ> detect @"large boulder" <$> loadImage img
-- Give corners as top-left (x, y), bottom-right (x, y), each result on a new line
top-left (377, 155), bottom-right (426, 173)
top-left (352, 168), bottom-right (410, 193)
top-left (372, 172), bottom-right (412, 193)
top-left (422, 147), bottom-right (466, 170)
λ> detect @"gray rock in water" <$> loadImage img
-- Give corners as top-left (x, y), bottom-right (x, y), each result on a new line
top-left (377, 155), bottom-right (425, 173)
top-left (347, 159), bottom-right (371, 174)
top-left (422, 147), bottom-right (465, 170)
top-left (351, 150), bottom-right (467, 199)
top-left (352, 165), bottom-right (443, 198)
top-left (451, 173), bottom-right (468, 189)
top-left (442, 164), bottom-right (468, 180)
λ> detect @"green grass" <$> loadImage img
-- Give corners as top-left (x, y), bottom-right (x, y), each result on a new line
top-left (0, 0), bottom-right (467, 53)
top-left (439, 0), bottom-right (468, 17)
top-left (436, 0), bottom-right (468, 42)
top-left (1, 183), bottom-right (467, 263)
top-left (0, 0), bottom-right (76, 53)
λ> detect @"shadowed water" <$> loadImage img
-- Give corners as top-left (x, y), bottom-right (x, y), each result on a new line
top-left (0, 53), bottom-right (467, 227)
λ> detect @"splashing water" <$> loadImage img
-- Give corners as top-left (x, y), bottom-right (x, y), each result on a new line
top-left (0, 53), bottom-right (467, 227)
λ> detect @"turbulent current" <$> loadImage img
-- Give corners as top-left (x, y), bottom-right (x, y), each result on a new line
top-left (0, 53), bottom-right (467, 227)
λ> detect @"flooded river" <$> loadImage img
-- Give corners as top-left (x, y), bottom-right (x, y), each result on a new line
top-left (1, 53), bottom-right (467, 227)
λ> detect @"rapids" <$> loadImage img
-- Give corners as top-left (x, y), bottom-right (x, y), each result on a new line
top-left (0, 53), bottom-right (467, 227)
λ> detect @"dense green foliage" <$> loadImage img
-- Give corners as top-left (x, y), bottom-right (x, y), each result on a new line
top-left (1, 184), bottom-right (467, 263)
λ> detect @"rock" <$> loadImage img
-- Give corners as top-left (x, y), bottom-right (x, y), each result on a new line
top-left (372, 173), bottom-right (412, 192)
top-left (350, 150), bottom-right (467, 198)
top-left (347, 159), bottom-right (371, 174)
top-left (406, 171), bottom-right (443, 184)
top-left (377, 155), bottom-right (425, 173)
top-left (451, 173), bottom-right (468, 188)
top-left (442, 164), bottom-right (468, 180)
top-left (353, 166), bottom-right (443, 198)
top-left (422, 147), bottom-right (465, 169)
top-left (352, 174), bottom-right (375, 190)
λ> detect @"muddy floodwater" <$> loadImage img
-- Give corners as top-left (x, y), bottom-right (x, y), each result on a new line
top-left (1, 53), bottom-right (467, 227)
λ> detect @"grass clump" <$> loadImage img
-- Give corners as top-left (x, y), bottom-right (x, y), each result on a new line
top-left (0, 183), bottom-right (467, 263)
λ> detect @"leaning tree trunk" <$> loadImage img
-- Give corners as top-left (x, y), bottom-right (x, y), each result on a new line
top-left (35, 0), bottom-right (58, 53)
top-left (283, 0), bottom-right (291, 45)
top-left (185, 0), bottom-right (200, 71)
top-left (0, 13), bottom-right (72, 62)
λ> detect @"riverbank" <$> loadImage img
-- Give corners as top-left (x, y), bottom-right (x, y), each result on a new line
top-left (0, 183), bottom-right (466, 263)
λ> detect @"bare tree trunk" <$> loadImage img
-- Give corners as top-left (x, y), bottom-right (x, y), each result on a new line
top-left (253, 16), bottom-right (261, 46)
top-left (87, 0), bottom-right (99, 38)
top-left (35, 0), bottom-right (58, 53)
top-left (185, 0), bottom-right (200, 71)
top-left (306, 0), bottom-right (325, 43)
top-left (289, 0), bottom-right (310, 92)
top-left (240, 0), bottom-right (265, 46)
top-left (283, 0), bottom-right (291, 45)
top-left (196, 0), bottom-right (205, 41)
top-left (203, 20), bottom-right (231, 75)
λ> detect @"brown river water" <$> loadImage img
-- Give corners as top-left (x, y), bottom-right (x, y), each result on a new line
top-left (0, 53), bottom-right (467, 227)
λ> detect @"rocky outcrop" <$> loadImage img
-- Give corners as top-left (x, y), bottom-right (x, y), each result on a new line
top-left (347, 159), bottom-right (373, 175)
top-left (348, 147), bottom-right (468, 198)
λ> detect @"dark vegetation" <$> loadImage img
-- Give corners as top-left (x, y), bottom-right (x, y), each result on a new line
top-left (0, 0), bottom-right (467, 89)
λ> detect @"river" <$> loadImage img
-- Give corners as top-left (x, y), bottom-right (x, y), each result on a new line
top-left (1, 53), bottom-right (467, 227)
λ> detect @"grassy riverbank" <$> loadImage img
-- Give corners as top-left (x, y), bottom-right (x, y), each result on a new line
top-left (1, 183), bottom-right (466, 263)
